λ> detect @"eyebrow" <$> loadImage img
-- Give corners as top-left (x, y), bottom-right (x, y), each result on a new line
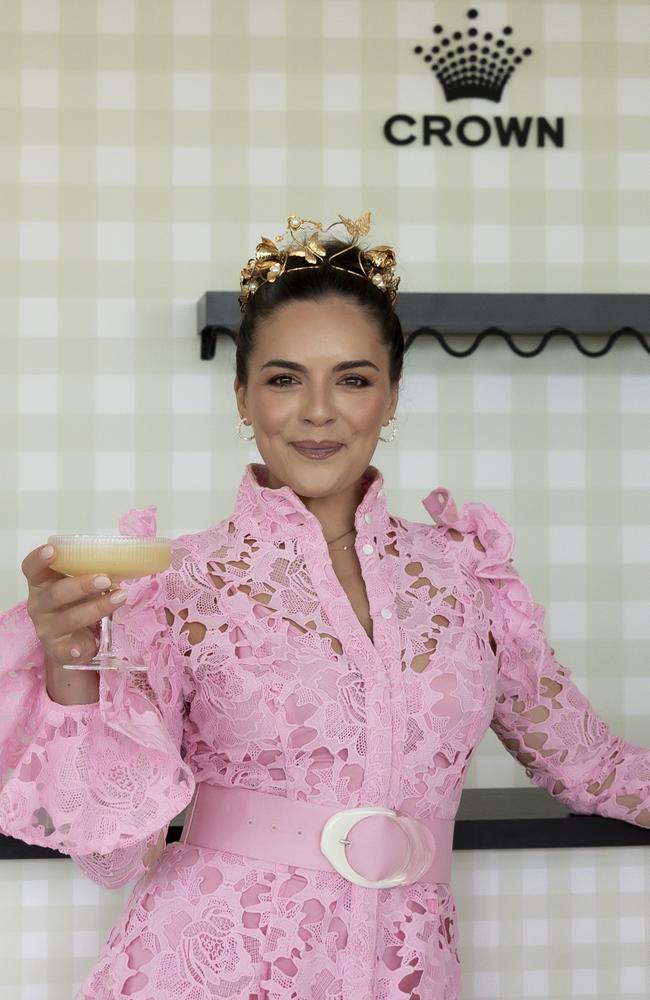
top-left (260, 359), bottom-right (380, 373)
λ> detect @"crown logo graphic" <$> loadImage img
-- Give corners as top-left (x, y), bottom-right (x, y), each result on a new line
top-left (413, 7), bottom-right (533, 103)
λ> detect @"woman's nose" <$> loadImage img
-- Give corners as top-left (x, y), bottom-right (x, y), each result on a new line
top-left (299, 389), bottom-right (338, 420)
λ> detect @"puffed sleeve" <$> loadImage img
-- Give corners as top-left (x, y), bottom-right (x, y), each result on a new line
top-left (0, 506), bottom-right (197, 888)
top-left (423, 488), bottom-right (650, 829)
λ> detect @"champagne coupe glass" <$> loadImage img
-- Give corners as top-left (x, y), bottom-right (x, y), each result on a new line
top-left (46, 534), bottom-right (172, 672)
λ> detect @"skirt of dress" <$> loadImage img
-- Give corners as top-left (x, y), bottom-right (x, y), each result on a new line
top-left (75, 840), bottom-right (462, 1000)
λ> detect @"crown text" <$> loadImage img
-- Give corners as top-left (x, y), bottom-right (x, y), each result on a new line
top-left (384, 114), bottom-right (564, 148)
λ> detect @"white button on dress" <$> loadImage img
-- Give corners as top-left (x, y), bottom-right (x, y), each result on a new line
top-left (364, 512), bottom-right (372, 523)
top-left (381, 608), bottom-right (392, 619)
top-left (362, 543), bottom-right (374, 555)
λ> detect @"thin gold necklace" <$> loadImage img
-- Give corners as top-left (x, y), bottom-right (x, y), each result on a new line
top-left (326, 527), bottom-right (356, 551)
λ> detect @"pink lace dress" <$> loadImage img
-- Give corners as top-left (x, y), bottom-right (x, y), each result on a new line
top-left (1, 462), bottom-right (649, 1000)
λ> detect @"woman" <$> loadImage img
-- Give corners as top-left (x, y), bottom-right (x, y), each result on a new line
top-left (1, 213), bottom-right (649, 999)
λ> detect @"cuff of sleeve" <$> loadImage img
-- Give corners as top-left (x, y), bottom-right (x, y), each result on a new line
top-left (0, 599), bottom-right (194, 856)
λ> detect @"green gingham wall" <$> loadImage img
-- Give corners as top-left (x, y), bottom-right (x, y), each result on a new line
top-left (1, 1), bottom-right (648, 997)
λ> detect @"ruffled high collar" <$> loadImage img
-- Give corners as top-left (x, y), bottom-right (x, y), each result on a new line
top-left (232, 461), bottom-right (392, 544)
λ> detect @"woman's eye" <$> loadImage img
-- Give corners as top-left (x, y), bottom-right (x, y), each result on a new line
top-left (268, 375), bottom-right (369, 387)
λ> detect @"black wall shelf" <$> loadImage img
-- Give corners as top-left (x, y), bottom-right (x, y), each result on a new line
top-left (197, 292), bottom-right (650, 360)
top-left (3, 787), bottom-right (649, 861)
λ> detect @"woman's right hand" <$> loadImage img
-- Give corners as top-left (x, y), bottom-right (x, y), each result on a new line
top-left (22, 545), bottom-right (127, 669)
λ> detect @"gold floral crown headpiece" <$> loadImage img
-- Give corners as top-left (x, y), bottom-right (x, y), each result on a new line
top-left (239, 212), bottom-right (400, 313)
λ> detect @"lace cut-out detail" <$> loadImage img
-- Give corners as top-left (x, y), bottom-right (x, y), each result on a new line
top-left (1, 468), bottom-right (648, 999)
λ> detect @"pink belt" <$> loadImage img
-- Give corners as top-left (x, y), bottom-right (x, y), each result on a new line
top-left (180, 783), bottom-right (454, 889)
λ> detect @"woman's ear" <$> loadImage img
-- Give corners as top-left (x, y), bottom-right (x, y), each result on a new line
top-left (233, 377), bottom-right (247, 417)
top-left (388, 383), bottom-right (399, 419)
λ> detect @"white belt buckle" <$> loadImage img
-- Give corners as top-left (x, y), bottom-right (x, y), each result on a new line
top-left (320, 806), bottom-right (413, 889)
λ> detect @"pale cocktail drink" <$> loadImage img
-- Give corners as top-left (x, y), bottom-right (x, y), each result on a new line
top-left (47, 534), bottom-right (172, 672)
top-left (49, 536), bottom-right (172, 587)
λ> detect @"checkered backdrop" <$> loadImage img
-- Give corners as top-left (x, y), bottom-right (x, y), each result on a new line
top-left (0, 1), bottom-right (648, 997)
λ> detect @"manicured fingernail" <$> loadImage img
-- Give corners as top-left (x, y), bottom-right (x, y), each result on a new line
top-left (110, 589), bottom-right (127, 604)
top-left (94, 575), bottom-right (112, 590)
top-left (42, 545), bottom-right (54, 559)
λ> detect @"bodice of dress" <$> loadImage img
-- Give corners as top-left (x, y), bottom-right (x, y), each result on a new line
top-left (151, 461), bottom-right (498, 824)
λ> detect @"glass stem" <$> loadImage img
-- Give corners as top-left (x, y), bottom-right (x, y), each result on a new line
top-left (97, 611), bottom-right (113, 659)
